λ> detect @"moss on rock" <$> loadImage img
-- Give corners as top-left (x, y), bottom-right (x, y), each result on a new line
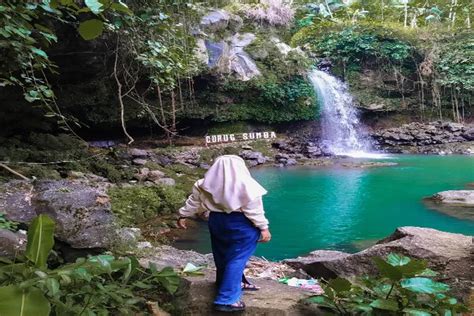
top-left (109, 185), bottom-right (186, 225)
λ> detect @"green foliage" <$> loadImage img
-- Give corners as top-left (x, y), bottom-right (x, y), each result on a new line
top-left (308, 253), bottom-right (468, 315)
top-left (0, 213), bottom-right (18, 232)
top-left (207, 121), bottom-right (252, 135)
top-left (189, 74), bottom-right (317, 123)
top-left (0, 215), bottom-right (181, 316)
top-left (0, 0), bottom-right (130, 120)
top-left (109, 185), bottom-right (186, 224)
top-left (436, 33), bottom-right (474, 91)
top-left (25, 215), bottom-right (55, 269)
top-left (294, 24), bottom-right (414, 70)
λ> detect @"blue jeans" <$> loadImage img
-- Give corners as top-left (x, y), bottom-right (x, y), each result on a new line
top-left (208, 212), bottom-right (260, 305)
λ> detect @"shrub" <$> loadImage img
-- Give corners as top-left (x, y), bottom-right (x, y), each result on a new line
top-left (0, 215), bottom-right (181, 316)
top-left (308, 253), bottom-right (468, 315)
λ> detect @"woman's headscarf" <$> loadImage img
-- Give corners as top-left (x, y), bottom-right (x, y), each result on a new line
top-left (199, 155), bottom-right (267, 211)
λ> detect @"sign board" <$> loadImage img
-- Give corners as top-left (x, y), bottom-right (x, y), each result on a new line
top-left (205, 131), bottom-right (277, 144)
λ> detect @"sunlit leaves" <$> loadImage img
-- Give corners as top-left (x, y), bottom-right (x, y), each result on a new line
top-left (78, 19), bottom-right (104, 40)
top-left (85, 0), bottom-right (103, 14)
top-left (400, 277), bottom-right (450, 294)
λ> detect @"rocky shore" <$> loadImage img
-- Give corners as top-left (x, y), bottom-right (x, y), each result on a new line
top-left (140, 226), bottom-right (473, 314)
top-left (372, 121), bottom-right (474, 154)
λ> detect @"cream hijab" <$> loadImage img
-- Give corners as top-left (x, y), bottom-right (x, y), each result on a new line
top-left (199, 155), bottom-right (267, 211)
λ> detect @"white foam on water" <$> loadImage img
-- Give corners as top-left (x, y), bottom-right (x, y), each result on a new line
top-left (334, 150), bottom-right (391, 159)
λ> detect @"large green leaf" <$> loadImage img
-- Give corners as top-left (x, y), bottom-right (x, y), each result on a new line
top-left (154, 267), bottom-right (180, 294)
top-left (307, 295), bottom-right (336, 309)
top-left (386, 253), bottom-right (410, 266)
top-left (85, 0), bottom-right (103, 14)
top-left (399, 259), bottom-right (427, 277)
top-left (25, 214), bottom-right (55, 268)
top-left (0, 285), bottom-right (50, 316)
top-left (373, 257), bottom-right (403, 281)
top-left (78, 19), bottom-right (103, 40)
top-left (327, 277), bottom-right (351, 293)
top-left (403, 308), bottom-right (433, 316)
top-left (370, 298), bottom-right (399, 311)
top-left (400, 277), bottom-right (450, 294)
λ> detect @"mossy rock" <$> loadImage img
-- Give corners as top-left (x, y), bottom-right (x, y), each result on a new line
top-left (109, 185), bottom-right (186, 225)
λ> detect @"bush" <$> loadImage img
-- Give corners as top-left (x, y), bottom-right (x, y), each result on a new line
top-left (0, 215), bottom-right (182, 316)
top-left (309, 253), bottom-right (468, 315)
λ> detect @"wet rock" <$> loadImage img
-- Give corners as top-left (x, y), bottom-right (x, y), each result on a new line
top-left (463, 127), bottom-right (474, 141)
top-left (129, 148), bottom-right (149, 158)
top-left (424, 190), bottom-right (474, 221)
top-left (199, 163), bottom-right (211, 170)
top-left (284, 227), bottom-right (474, 301)
top-left (284, 250), bottom-right (351, 280)
top-left (132, 158), bottom-right (147, 166)
top-left (430, 190), bottom-right (474, 207)
top-left (140, 245), bottom-right (214, 271)
top-left (0, 181), bottom-right (36, 223)
top-left (134, 167), bottom-right (150, 182)
top-left (285, 158), bottom-right (297, 166)
top-left (148, 170), bottom-right (165, 182)
top-left (305, 145), bottom-right (322, 157)
top-left (239, 150), bottom-right (268, 166)
top-left (156, 178), bottom-right (176, 186)
top-left (0, 229), bottom-right (27, 257)
top-left (373, 121), bottom-right (474, 153)
top-left (117, 227), bottom-right (141, 245)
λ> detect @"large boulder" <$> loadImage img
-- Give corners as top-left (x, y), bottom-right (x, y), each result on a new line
top-left (240, 150), bottom-right (268, 167)
top-left (32, 180), bottom-right (119, 249)
top-left (197, 9), bottom-right (261, 81)
top-left (284, 227), bottom-right (474, 301)
top-left (431, 190), bottom-right (474, 207)
top-left (424, 190), bottom-right (474, 221)
top-left (0, 180), bottom-right (134, 249)
top-left (204, 33), bottom-right (260, 81)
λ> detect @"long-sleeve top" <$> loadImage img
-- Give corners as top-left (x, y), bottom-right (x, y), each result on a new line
top-left (178, 179), bottom-right (269, 230)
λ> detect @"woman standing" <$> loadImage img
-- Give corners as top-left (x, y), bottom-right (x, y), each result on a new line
top-left (177, 155), bottom-right (271, 312)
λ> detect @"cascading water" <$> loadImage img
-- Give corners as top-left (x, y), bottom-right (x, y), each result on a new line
top-left (309, 69), bottom-right (381, 158)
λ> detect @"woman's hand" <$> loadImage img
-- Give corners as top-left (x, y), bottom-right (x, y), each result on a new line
top-left (259, 229), bottom-right (271, 243)
top-left (177, 217), bottom-right (187, 229)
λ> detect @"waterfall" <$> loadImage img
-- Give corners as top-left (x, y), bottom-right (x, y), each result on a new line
top-left (309, 69), bottom-right (379, 158)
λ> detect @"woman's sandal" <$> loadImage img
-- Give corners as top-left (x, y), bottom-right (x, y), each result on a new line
top-left (241, 282), bottom-right (260, 291)
top-left (214, 300), bottom-right (246, 312)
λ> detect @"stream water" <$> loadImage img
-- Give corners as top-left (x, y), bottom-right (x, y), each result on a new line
top-left (173, 155), bottom-right (474, 261)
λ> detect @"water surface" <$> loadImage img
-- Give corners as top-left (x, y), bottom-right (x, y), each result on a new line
top-left (174, 155), bottom-right (474, 260)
